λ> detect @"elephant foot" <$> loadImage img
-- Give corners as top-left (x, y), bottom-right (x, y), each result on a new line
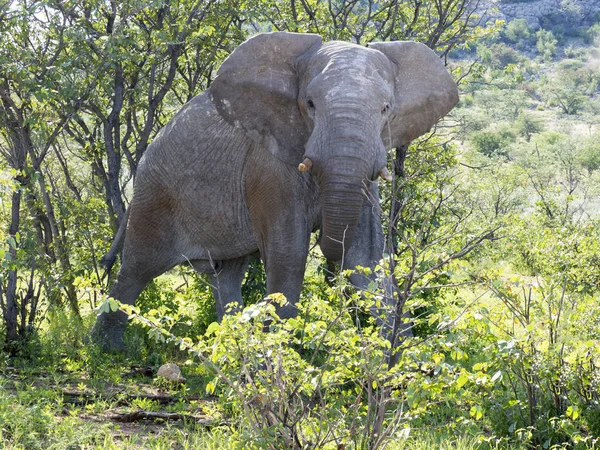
top-left (86, 310), bottom-right (128, 352)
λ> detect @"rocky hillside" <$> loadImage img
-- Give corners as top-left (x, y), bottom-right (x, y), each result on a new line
top-left (480, 0), bottom-right (600, 30)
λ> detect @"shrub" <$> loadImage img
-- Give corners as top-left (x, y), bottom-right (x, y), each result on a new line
top-left (540, 1), bottom-right (582, 38)
top-left (543, 82), bottom-right (588, 114)
top-left (477, 43), bottom-right (521, 69)
top-left (557, 59), bottom-right (585, 71)
top-left (536, 29), bottom-right (557, 61)
top-left (576, 135), bottom-right (600, 174)
top-left (585, 23), bottom-right (600, 45)
top-left (516, 113), bottom-right (544, 141)
top-left (556, 65), bottom-right (600, 95)
top-left (504, 19), bottom-right (531, 44)
top-left (470, 127), bottom-right (517, 157)
top-left (124, 293), bottom-right (462, 450)
top-left (563, 45), bottom-right (586, 59)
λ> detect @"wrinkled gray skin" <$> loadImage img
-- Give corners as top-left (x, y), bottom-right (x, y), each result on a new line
top-left (91, 32), bottom-right (458, 351)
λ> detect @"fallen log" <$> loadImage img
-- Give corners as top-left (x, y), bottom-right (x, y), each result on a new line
top-left (106, 410), bottom-right (214, 425)
top-left (61, 390), bottom-right (201, 406)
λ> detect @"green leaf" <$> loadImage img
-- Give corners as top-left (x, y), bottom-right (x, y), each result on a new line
top-left (109, 298), bottom-right (119, 312)
top-left (566, 405), bottom-right (579, 420)
top-left (470, 405), bottom-right (483, 420)
top-left (491, 370), bottom-right (502, 383)
top-left (98, 300), bottom-right (111, 314)
top-left (206, 322), bottom-right (220, 336)
top-left (206, 380), bottom-right (216, 395)
top-left (456, 373), bottom-right (469, 389)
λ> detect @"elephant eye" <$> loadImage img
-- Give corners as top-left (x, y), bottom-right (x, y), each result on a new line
top-left (382, 103), bottom-right (390, 114)
top-left (307, 99), bottom-right (315, 109)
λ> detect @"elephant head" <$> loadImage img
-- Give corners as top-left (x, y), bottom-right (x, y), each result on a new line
top-left (210, 32), bottom-right (458, 261)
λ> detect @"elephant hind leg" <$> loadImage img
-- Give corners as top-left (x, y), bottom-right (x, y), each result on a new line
top-left (192, 257), bottom-right (249, 321)
top-left (90, 246), bottom-right (181, 352)
top-left (89, 272), bottom-right (150, 352)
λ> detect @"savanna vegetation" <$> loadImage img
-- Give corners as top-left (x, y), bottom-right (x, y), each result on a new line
top-left (0, 0), bottom-right (599, 448)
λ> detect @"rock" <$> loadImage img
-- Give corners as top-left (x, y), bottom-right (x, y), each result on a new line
top-left (477, 0), bottom-right (600, 31)
top-left (157, 363), bottom-right (186, 383)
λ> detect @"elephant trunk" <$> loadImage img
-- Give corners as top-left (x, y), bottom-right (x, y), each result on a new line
top-left (319, 157), bottom-right (369, 262)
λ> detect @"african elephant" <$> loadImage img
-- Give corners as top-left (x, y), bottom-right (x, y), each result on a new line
top-left (91, 31), bottom-right (458, 351)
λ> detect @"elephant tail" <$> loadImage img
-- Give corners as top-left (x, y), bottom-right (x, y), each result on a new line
top-left (100, 208), bottom-right (130, 273)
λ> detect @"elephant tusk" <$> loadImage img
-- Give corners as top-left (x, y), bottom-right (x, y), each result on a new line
top-left (379, 167), bottom-right (393, 182)
top-left (298, 157), bottom-right (313, 172)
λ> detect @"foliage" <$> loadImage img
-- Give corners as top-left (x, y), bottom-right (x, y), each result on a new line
top-left (468, 215), bottom-right (600, 446)
top-left (584, 23), bottom-right (600, 46)
top-left (539, 0), bottom-right (583, 37)
top-left (515, 113), bottom-right (544, 142)
top-left (122, 291), bottom-right (492, 449)
top-left (576, 133), bottom-right (600, 174)
top-left (503, 19), bottom-right (531, 45)
top-left (0, 0), bottom-right (599, 448)
top-left (470, 127), bottom-right (516, 157)
top-left (536, 29), bottom-right (558, 61)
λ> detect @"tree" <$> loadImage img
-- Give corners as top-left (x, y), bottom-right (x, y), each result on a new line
top-left (0, 3), bottom-right (88, 345)
top-left (470, 126), bottom-right (516, 157)
top-left (516, 112), bottom-right (544, 142)
top-left (543, 78), bottom-right (588, 115)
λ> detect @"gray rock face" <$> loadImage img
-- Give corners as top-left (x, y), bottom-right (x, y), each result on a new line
top-left (479, 0), bottom-right (600, 30)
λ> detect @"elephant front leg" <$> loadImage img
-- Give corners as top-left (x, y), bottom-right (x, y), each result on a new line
top-left (245, 160), bottom-right (314, 320)
top-left (252, 199), bottom-right (311, 319)
top-left (263, 244), bottom-right (310, 319)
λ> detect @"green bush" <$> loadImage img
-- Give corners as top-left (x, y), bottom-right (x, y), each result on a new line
top-left (576, 135), bottom-right (600, 174)
top-left (477, 43), bottom-right (521, 69)
top-left (557, 59), bottom-right (585, 71)
top-left (584, 23), bottom-right (600, 45)
top-left (127, 293), bottom-right (432, 449)
top-left (516, 113), bottom-right (544, 141)
top-left (542, 70), bottom-right (590, 114)
top-left (536, 29), bottom-right (557, 61)
top-left (470, 127), bottom-right (517, 157)
top-left (504, 19), bottom-right (531, 44)
top-left (563, 45), bottom-right (586, 59)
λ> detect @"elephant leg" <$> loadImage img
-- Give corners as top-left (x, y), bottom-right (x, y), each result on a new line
top-left (263, 247), bottom-right (309, 319)
top-left (91, 239), bottom-right (180, 351)
top-left (245, 160), bottom-right (312, 320)
top-left (203, 257), bottom-right (249, 321)
top-left (257, 218), bottom-right (310, 319)
top-left (90, 269), bottom-right (153, 352)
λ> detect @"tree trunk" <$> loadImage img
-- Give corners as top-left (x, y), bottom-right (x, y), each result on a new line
top-left (35, 171), bottom-right (80, 316)
top-left (2, 190), bottom-right (23, 345)
top-left (391, 143), bottom-right (409, 254)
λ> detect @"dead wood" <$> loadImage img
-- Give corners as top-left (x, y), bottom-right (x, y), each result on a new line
top-left (106, 409), bottom-right (214, 425)
top-left (125, 365), bottom-right (155, 377)
top-left (61, 389), bottom-right (201, 406)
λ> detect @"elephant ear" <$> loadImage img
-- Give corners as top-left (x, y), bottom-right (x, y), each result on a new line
top-left (210, 32), bottom-right (322, 165)
top-left (368, 41), bottom-right (459, 149)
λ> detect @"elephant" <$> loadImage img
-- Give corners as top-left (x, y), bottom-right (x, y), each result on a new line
top-left (91, 31), bottom-right (459, 351)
